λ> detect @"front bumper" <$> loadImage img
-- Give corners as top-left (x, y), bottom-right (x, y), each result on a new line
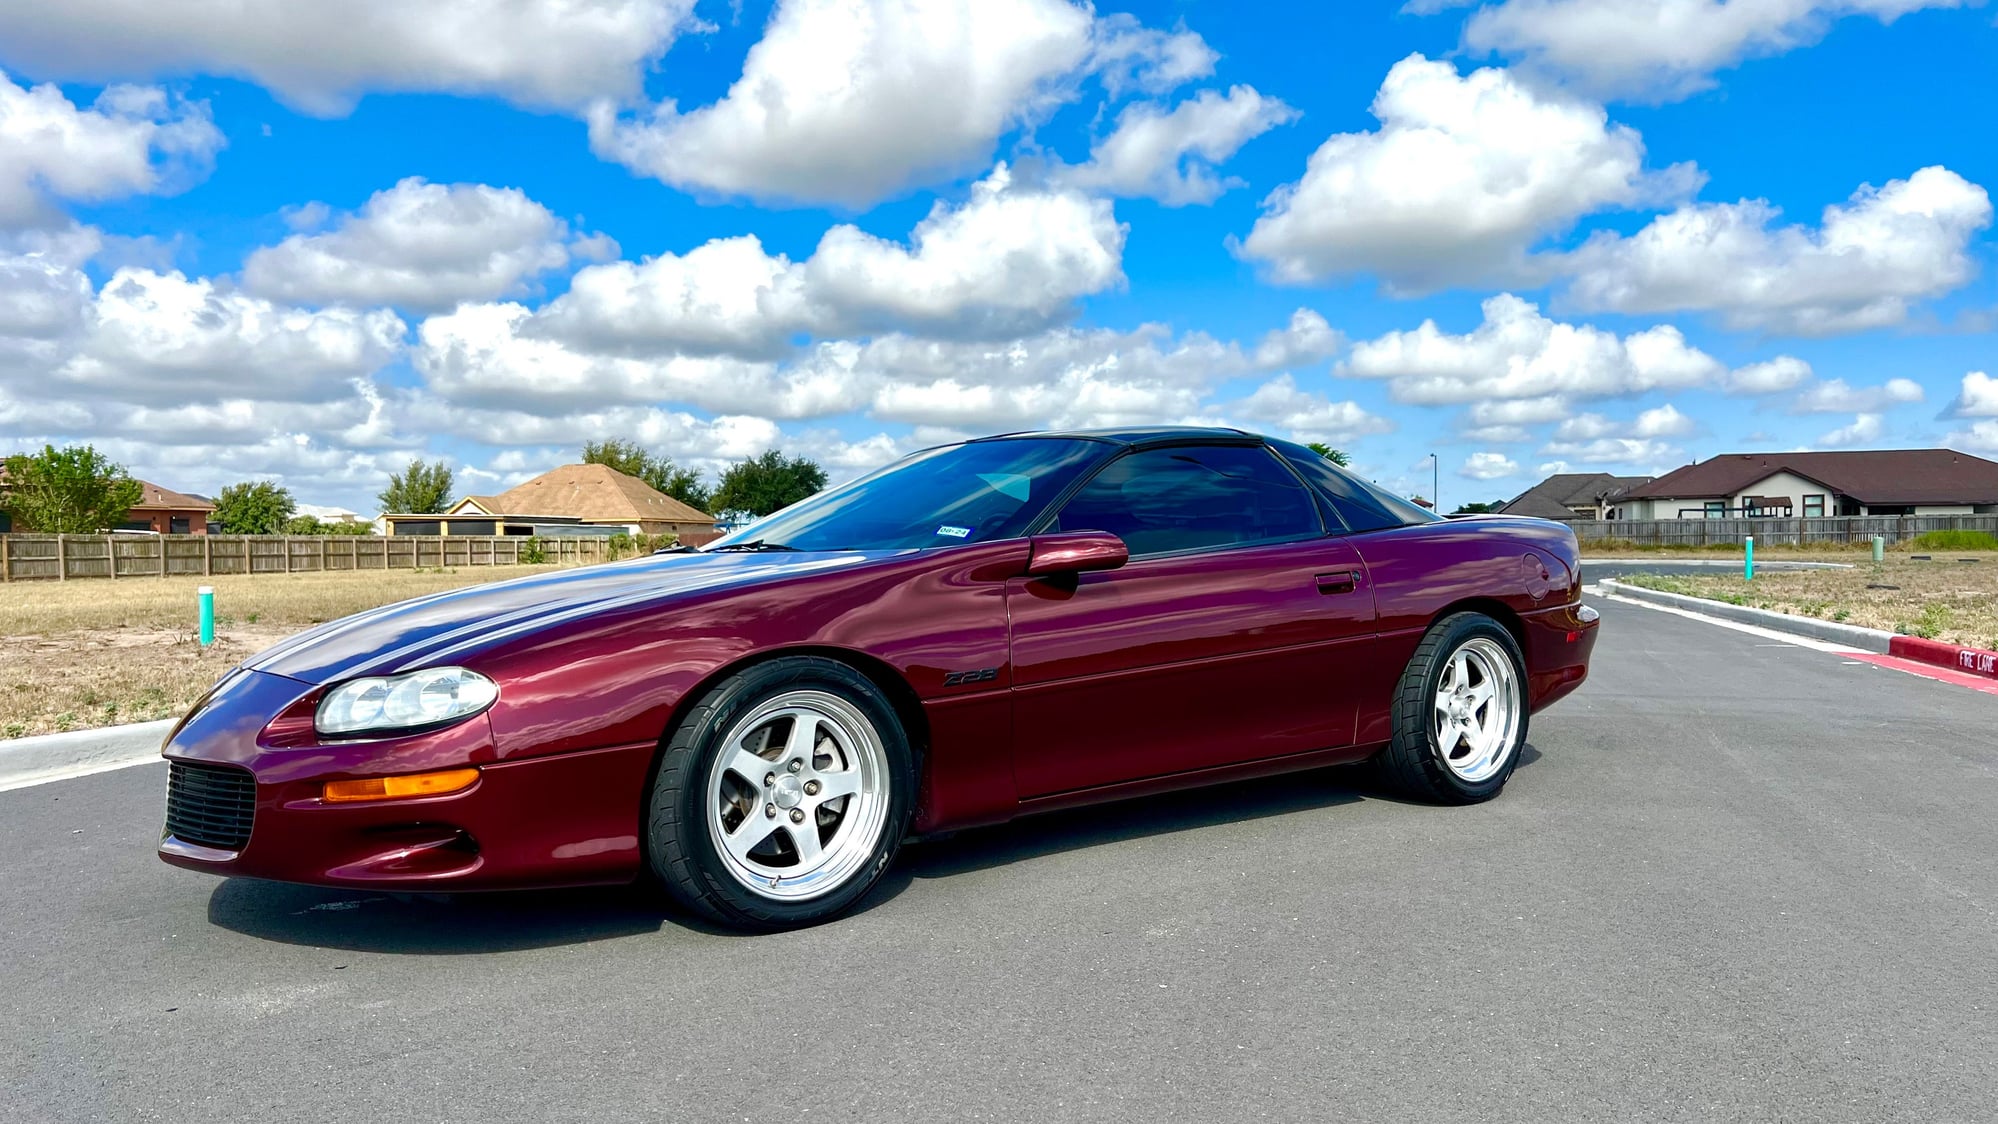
top-left (157, 668), bottom-right (656, 891)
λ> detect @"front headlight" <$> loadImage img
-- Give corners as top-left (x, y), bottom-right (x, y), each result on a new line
top-left (315, 667), bottom-right (498, 737)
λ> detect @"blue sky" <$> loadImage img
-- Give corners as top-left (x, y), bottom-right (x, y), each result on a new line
top-left (1, 0), bottom-right (1993, 514)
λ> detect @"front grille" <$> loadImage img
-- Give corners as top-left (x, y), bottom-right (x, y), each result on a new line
top-left (164, 762), bottom-right (257, 851)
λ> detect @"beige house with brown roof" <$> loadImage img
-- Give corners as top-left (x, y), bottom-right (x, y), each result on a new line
top-left (453, 464), bottom-right (714, 538)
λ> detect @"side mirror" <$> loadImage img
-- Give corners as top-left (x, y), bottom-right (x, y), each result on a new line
top-left (1026, 531), bottom-right (1128, 577)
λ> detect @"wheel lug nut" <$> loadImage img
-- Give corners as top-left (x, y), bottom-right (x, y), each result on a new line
top-left (803, 780), bottom-right (820, 796)
top-left (789, 808), bottom-right (805, 823)
top-left (764, 773), bottom-right (776, 787)
top-left (765, 804), bottom-right (777, 818)
top-left (787, 759), bottom-right (803, 773)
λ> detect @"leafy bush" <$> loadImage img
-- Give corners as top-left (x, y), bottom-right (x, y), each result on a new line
top-left (1907, 530), bottom-right (1998, 552)
top-left (517, 536), bottom-right (547, 565)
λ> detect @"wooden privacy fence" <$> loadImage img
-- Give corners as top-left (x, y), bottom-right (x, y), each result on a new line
top-left (0, 534), bottom-right (613, 582)
top-left (1570, 514), bottom-right (1998, 547)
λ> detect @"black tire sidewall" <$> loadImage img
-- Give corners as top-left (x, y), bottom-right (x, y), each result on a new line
top-left (649, 657), bottom-right (915, 930)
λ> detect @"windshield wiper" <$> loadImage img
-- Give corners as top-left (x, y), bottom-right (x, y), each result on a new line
top-left (705, 540), bottom-right (802, 552)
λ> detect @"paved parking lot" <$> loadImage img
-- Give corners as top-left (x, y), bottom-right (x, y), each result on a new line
top-left (6, 597), bottom-right (1996, 1123)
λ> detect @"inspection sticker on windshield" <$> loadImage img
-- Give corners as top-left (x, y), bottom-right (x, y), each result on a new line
top-left (935, 525), bottom-right (972, 538)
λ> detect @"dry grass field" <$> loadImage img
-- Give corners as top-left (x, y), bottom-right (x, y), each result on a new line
top-left (0, 566), bottom-right (574, 738)
top-left (1618, 553), bottom-right (1998, 650)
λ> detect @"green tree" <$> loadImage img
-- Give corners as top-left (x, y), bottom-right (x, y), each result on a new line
top-left (1304, 442), bottom-right (1351, 467)
top-left (0, 444), bottom-right (143, 533)
top-left (284, 514), bottom-right (327, 535)
top-left (581, 438), bottom-right (713, 512)
top-left (214, 481), bottom-right (296, 535)
top-left (712, 450), bottom-right (829, 518)
top-left (1451, 501), bottom-right (1506, 515)
top-left (379, 458), bottom-right (453, 514)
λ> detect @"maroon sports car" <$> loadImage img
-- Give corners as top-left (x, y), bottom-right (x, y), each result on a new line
top-left (159, 427), bottom-right (1597, 930)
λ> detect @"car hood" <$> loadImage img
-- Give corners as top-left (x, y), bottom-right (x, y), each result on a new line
top-left (244, 549), bottom-right (899, 685)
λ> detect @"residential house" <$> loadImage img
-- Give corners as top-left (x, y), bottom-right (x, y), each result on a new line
top-left (1620, 449), bottom-right (1998, 519)
top-left (1497, 473), bottom-right (1654, 522)
top-left (384, 464), bottom-right (716, 541)
top-left (0, 475), bottom-right (214, 534)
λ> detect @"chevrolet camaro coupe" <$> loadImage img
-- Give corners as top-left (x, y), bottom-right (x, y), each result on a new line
top-left (159, 427), bottom-right (1597, 930)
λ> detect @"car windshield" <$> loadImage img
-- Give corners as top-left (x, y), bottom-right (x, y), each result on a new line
top-left (704, 438), bottom-right (1107, 553)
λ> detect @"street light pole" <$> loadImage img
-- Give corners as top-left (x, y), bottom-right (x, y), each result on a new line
top-left (1429, 453), bottom-right (1439, 515)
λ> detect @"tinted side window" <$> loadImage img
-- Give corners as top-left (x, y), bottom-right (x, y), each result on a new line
top-left (1271, 440), bottom-right (1428, 533)
top-left (1050, 445), bottom-right (1323, 556)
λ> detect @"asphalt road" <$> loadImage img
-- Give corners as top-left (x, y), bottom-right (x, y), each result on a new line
top-left (6, 597), bottom-right (1997, 1124)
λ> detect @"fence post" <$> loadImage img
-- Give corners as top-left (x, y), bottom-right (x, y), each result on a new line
top-left (320, 537), bottom-right (327, 572)
top-left (203, 535), bottom-right (211, 575)
top-left (1, 535), bottom-right (8, 582)
top-left (160, 536), bottom-right (167, 577)
top-left (56, 533), bottom-right (65, 581)
top-left (282, 536), bottom-right (291, 573)
top-left (108, 536), bottom-right (118, 579)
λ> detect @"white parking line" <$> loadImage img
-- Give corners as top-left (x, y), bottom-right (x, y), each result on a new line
top-left (1583, 585), bottom-right (1865, 655)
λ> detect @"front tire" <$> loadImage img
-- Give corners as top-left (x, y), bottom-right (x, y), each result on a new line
top-left (647, 657), bottom-right (914, 931)
top-left (1374, 612), bottom-right (1527, 804)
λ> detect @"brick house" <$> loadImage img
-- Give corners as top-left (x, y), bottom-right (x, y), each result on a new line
top-left (0, 475), bottom-right (214, 534)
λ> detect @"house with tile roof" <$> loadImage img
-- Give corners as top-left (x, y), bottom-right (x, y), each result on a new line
top-left (1621, 449), bottom-right (1998, 519)
top-left (1497, 473), bottom-right (1654, 522)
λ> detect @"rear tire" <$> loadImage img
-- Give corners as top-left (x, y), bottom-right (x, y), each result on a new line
top-left (646, 657), bottom-right (914, 931)
top-left (1374, 612), bottom-right (1527, 804)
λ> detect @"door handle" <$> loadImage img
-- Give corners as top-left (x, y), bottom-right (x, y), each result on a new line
top-left (1315, 570), bottom-right (1358, 595)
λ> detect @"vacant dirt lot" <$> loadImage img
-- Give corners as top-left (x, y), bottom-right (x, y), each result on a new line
top-left (1619, 553), bottom-right (1998, 649)
top-left (0, 566), bottom-right (573, 738)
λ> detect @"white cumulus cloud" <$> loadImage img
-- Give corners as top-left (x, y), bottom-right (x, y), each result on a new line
top-left (243, 178), bottom-right (609, 312)
top-left (1237, 54), bottom-right (1699, 291)
top-left (1818, 412), bottom-right (1885, 447)
top-left (1944, 420), bottom-right (1998, 454)
top-left (1790, 376), bottom-right (1924, 413)
top-left (0, 72), bottom-right (222, 228)
top-left (587, 0), bottom-right (1098, 207)
top-left (1460, 451), bottom-right (1521, 480)
top-left (531, 164), bottom-right (1125, 356)
top-left (51, 268), bottom-right (405, 406)
top-left (1943, 370), bottom-right (1998, 418)
top-left (1340, 293), bottom-right (1726, 404)
top-left (0, 1), bottom-right (702, 114)
top-left (1562, 166), bottom-right (1992, 335)
top-left (1457, 0), bottom-right (1969, 101)
top-left (1056, 85), bottom-right (1298, 206)
top-left (1217, 374), bottom-right (1394, 445)
top-left (1723, 355), bottom-right (1813, 394)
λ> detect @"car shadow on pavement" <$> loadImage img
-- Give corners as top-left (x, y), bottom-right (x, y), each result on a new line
top-left (203, 877), bottom-right (712, 953)
top-left (865, 743), bottom-right (1542, 903)
top-left (203, 744), bottom-right (1542, 950)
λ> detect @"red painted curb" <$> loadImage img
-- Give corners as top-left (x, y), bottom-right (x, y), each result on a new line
top-left (1888, 635), bottom-right (1998, 680)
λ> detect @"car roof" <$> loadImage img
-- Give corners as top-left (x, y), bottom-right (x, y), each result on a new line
top-left (971, 425), bottom-right (1261, 448)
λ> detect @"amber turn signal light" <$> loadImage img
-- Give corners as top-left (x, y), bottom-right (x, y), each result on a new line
top-left (323, 767), bottom-right (480, 804)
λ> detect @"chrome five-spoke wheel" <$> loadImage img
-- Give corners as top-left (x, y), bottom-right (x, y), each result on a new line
top-left (1431, 636), bottom-right (1521, 784)
top-left (649, 655), bottom-right (913, 930)
top-left (1375, 612), bottom-right (1529, 803)
top-left (704, 689), bottom-right (891, 902)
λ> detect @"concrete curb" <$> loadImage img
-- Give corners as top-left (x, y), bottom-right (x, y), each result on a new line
top-left (1889, 635), bottom-right (1998, 680)
top-left (1582, 558), bottom-right (1854, 571)
top-left (1596, 579), bottom-right (1894, 653)
top-left (0, 719), bottom-right (174, 794)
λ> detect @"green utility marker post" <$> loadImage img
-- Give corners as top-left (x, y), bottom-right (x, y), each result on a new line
top-left (1744, 536), bottom-right (1755, 582)
top-left (1873, 535), bottom-right (1885, 563)
top-left (198, 586), bottom-right (215, 647)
